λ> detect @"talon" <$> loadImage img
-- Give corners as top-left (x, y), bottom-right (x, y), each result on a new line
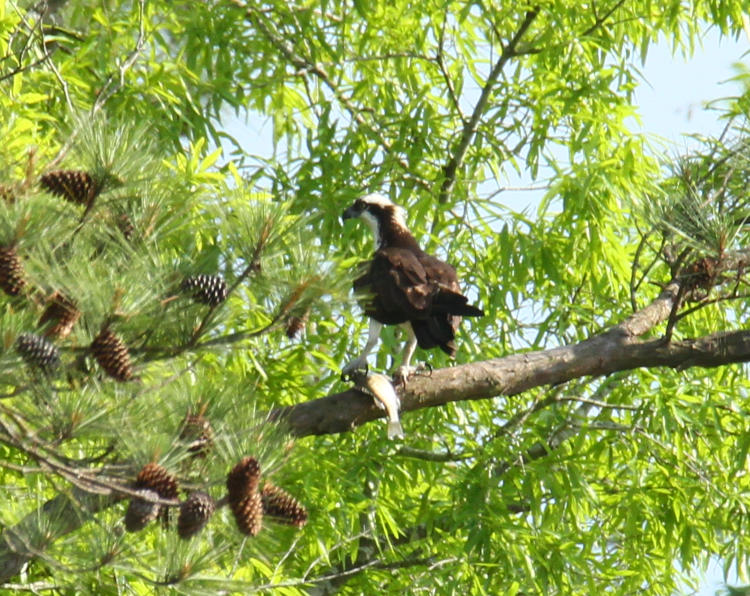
top-left (393, 361), bottom-right (430, 385)
top-left (418, 362), bottom-right (433, 377)
top-left (392, 365), bottom-right (415, 387)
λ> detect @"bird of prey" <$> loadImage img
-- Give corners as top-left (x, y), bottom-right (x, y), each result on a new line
top-left (341, 193), bottom-right (484, 380)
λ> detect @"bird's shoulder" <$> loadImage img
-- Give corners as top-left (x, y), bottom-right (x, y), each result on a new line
top-left (374, 246), bottom-right (423, 268)
top-left (416, 252), bottom-right (458, 281)
top-left (373, 247), bottom-right (461, 287)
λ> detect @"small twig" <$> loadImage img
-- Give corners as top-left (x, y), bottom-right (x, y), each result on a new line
top-left (581, 0), bottom-right (626, 37)
top-left (492, 383), bottom-right (564, 440)
top-left (0, 583), bottom-right (61, 593)
top-left (558, 396), bottom-right (640, 411)
top-left (661, 279), bottom-right (688, 344)
top-left (435, 12), bottom-right (465, 122)
top-left (90, 0), bottom-right (146, 116)
top-left (0, 49), bottom-right (54, 82)
top-left (0, 460), bottom-right (45, 474)
top-left (38, 21), bottom-right (72, 110)
top-left (629, 228), bottom-right (660, 312)
top-left (435, 6), bottom-right (540, 215)
top-left (396, 446), bottom-right (471, 462)
top-left (675, 289), bottom-right (750, 322)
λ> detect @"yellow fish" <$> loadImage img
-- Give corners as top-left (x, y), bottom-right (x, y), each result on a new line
top-left (349, 370), bottom-right (405, 439)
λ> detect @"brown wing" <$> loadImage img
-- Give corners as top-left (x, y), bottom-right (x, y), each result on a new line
top-left (354, 247), bottom-right (482, 320)
top-left (417, 253), bottom-right (483, 317)
top-left (408, 253), bottom-right (459, 354)
top-left (354, 248), bottom-right (437, 324)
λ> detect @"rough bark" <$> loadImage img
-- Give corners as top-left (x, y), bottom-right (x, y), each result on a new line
top-left (278, 324), bottom-right (750, 436)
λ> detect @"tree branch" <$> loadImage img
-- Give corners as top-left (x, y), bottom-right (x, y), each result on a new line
top-left (436, 7), bottom-right (540, 208)
top-left (581, 0), bottom-right (627, 37)
top-left (283, 324), bottom-right (750, 436)
top-left (274, 282), bottom-right (750, 437)
top-left (234, 0), bottom-right (430, 191)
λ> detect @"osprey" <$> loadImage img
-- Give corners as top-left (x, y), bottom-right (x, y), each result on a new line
top-left (341, 193), bottom-right (484, 379)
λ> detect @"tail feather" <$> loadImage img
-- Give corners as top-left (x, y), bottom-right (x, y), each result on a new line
top-left (411, 317), bottom-right (457, 356)
top-left (458, 303), bottom-right (484, 317)
top-left (432, 289), bottom-right (484, 317)
top-left (438, 339), bottom-right (456, 356)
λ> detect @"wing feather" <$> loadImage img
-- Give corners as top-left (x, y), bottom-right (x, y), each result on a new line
top-left (354, 247), bottom-right (482, 351)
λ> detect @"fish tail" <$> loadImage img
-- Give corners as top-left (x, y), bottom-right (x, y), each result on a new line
top-left (387, 420), bottom-right (405, 440)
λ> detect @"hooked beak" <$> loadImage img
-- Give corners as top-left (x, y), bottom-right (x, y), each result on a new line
top-left (341, 205), bottom-right (359, 222)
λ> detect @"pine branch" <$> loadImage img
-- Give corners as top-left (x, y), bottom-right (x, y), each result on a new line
top-left (0, 488), bottom-right (110, 584)
top-left (186, 223), bottom-right (267, 347)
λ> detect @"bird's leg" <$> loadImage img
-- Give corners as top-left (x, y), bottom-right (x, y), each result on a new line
top-left (342, 320), bottom-right (382, 380)
top-left (393, 324), bottom-right (419, 384)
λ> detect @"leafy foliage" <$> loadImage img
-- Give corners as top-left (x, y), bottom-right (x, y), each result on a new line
top-left (1, 0), bottom-right (750, 594)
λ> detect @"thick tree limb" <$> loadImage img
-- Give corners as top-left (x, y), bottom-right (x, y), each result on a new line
top-left (278, 327), bottom-right (750, 436)
top-left (275, 281), bottom-right (750, 436)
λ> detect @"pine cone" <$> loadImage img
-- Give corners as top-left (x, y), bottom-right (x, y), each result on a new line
top-left (38, 292), bottom-right (80, 339)
top-left (179, 412), bottom-right (213, 456)
top-left (684, 256), bottom-right (719, 292)
top-left (177, 491), bottom-right (215, 539)
top-left (135, 462), bottom-right (179, 527)
top-left (15, 333), bottom-right (60, 374)
top-left (226, 457), bottom-right (261, 506)
top-left (181, 274), bottom-right (228, 306)
top-left (124, 488), bottom-right (161, 532)
top-left (0, 245), bottom-right (26, 296)
top-left (40, 170), bottom-right (100, 205)
top-left (284, 309), bottom-right (309, 339)
top-left (230, 491), bottom-right (263, 536)
top-left (135, 463), bottom-right (179, 500)
top-left (116, 212), bottom-right (135, 241)
top-left (261, 484), bottom-right (308, 528)
top-left (91, 327), bottom-right (134, 381)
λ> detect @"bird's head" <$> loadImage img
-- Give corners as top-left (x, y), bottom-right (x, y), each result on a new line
top-left (342, 194), bottom-right (409, 247)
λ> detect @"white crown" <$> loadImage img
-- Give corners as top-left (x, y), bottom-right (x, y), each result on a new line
top-left (360, 193), bottom-right (394, 208)
top-left (360, 193), bottom-right (407, 230)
